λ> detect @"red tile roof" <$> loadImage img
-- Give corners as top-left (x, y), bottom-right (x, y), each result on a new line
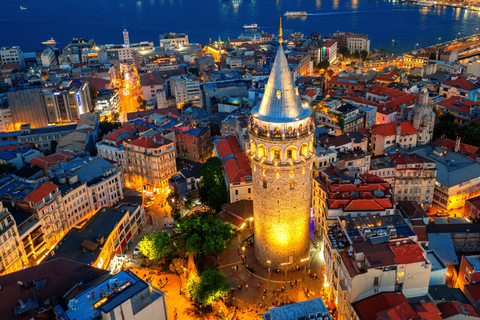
top-left (433, 138), bottom-right (479, 156)
top-left (353, 292), bottom-right (408, 320)
top-left (443, 77), bottom-right (477, 91)
top-left (464, 283), bottom-right (480, 304)
top-left (128, 132), bottom-right (170, 149)
top-left (140, 73), bottom-right (164, 87)
top-left (437, 301), bottom-right (480, 319)
top-left (322, 40), bottom-right (337, 48)
top-left (28, 151), bottom-right (75, 168)
top-left (380, 301), bottom-right (421, 320)
top-left (466, 195), bottom-right (480, 212)
top-left (370, 121), bottom-right (420, 137)
top-left (389, 242), bottom-right (425, 264)
top-left (375, 68), bottom-right (401, 83)
top-left (437, 96), bottom-right (478, 114)
top-left (390, 152), bottom-right (431, 166)
top-left (25, 181), bottom-right (58, 204)
top-left (215, 136), bottom-right (252, 184)
top-left (412, 302), bottom-right (443, 320)
top-left (368, 84), bottom-right (406, 99)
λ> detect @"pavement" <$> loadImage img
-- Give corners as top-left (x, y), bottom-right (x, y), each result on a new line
top-left (217, 228), bottom-right (325, 319)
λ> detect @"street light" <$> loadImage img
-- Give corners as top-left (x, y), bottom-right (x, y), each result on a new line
top-left (414, 43), bottom-right (419, 52)
top-left (437, 37), bottom-right (441, 45)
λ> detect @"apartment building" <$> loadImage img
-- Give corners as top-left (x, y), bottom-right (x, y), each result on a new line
top-left (170, 74), bottom-right (202, 108)
top-left (17, 123), bottom-right (77, 151)
top-left (139, 73), bottom-right (164, 101)
top-left (368, 155), bottom-right (396, 186)
top-left (0, 46), bottom-right (25, 68)
top-left (324, 214), bottom-right (430, 319)
top-left (390, 151), bottom-right (437, 209)
top-left (312, 163), bottom-right (394, 236)
top-left (369, 121), bottom-right (420, 156)
top-left (7, 87), bottom-right (49, 129)
top-left (54, 175), bottom-right (93, 229)
top-left (409, 145), bottom-right (480, 210)
top-left (175, 124), bottom-right (212, 163)
top-left (159, 32), bottom-right (189, 48)
top-left (125, 131), bottom-right (176, 193)
top-left (214, 135), bottom-right (252, 203)
top-left (47, 203), bottom-right (145, 271)
top-left (0, 203), bottom-right (26, 274)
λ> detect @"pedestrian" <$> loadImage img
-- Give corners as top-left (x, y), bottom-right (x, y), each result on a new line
top-left (295, 279), bottom-right (298, 286)
top-left (92, 290), bottom-right (95, 299)
top-left (262, 294), bottom-right (265, 300)
top-left (87, 294), bottom-right (90, 301)
top-left (246, 284), bottom-right (248, 290)
top-left (107, 283), bottom-right (110, 290)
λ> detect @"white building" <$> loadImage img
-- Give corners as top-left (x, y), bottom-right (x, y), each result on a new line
top-left (41, 47), bottom-right (56, 67)
top-left (170, 75), bottom-right (202, 108)
top-left (0, 46), bottom-right (25, 68)
top-left (159, 32), bottom-right (189, 48)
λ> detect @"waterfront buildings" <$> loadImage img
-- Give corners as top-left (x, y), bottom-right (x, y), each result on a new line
top-left (0, 46), bottom-right (25, 68)
top-left (159, 32), bottom-right (189, 48)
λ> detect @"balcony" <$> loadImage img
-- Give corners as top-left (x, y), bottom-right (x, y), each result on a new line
top-left (248, 123), bottom-right (314, 142)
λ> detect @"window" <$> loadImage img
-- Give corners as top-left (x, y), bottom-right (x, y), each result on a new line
top-left (235, 190), bottom-right (238, 195)
top-left (290, 182), bottom-right (295, 190)
top-left (373, 277), bottom-right (379, 286)
top-left (287, 149), bottom-right (292, 159)
top-left (248, 188), bottom-right (251, 194)
top-left (263, 181), bottom-right (267, 189)
top-left (274, 149), bottom-right (281, 160)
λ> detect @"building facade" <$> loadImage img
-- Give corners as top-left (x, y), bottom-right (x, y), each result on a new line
top-left (248, 30), bottom-right (314, 270)
top-left (0, 204), bottom-right (26, 274)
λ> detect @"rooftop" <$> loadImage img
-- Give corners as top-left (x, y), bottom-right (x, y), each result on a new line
top-left (25, 181), bottom-right (58, 204)
top-left (0, 258), bottom-right (108, 320)
top-left (46, 207), bottom-right (129, 266)
top-left (251, 43), bottom-right (312, 123)
top-left (370, 121), bottom-right (420, 137)
top-left (215, 135), bottom-right (252, 184)
top-left (263, 297), bottom-right (331, 320)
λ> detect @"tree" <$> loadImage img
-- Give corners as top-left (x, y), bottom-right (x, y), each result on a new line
top-left (339, 46), bottom-right (350, 58)
top-left (0, 163), bottom-right (16, 175)
top-left (318, 59), bottom-right (330, 70)
top-left (137, 96), bottom-right (147, 111)
top-left (138, 231), bottom-right (172, 262)
top-left (176, 211), bottom-right (234, 256)
top-left (360, 50), bottom-right (369, 60)
top-left (99, 120), bottom-right (121, 140)
top-left (185, 192), bottom-right (194, 209)
top-left (50, 140), bottom-right (58, 154)
top-left (199, 157), bottom-right (228, 213)
top-left (186, 269), bottom-right (230, 306)
top-left (89, 147), bottom-right (98, 156)
top-left (326, 69), bottom-right (334, 78)
top-left (337, 114), bottom-right (345, 132)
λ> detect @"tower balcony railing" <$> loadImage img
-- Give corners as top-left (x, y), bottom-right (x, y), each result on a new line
top-left (248, 123), bottom-right (314, 141)
top-left (251, 152), bottom-right (315, 167)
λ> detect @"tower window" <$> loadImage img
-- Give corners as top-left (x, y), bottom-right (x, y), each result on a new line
top-left (263, 181), bottom-right (267, 189)
top-left (290, 182), bottom-right (295, 190)
top-left (274, 150), bottom-right (281, 159)
top-left (287, 149), bottom-right (292, 159)
top-left (276, 90), bottom-right (281, 99)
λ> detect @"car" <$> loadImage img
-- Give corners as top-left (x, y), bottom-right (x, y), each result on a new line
top-left (167, 222), bottom-right (174, 229)
top-left (436, 210), bottom-right (449, 217)
top-left (133, 245), bottom-right (140, 255)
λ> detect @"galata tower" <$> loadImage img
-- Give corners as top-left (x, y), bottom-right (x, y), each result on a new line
top-left (248, 20), bottom-right (314, 270)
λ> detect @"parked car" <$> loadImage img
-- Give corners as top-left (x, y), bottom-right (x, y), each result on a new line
top-left (133, 245), bottom-right (140, 255)
top-left (436, 210), bottom-right (449, 217)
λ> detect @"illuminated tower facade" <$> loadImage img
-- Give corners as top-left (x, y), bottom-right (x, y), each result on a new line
top-left (248, 21), bottom-right (314, 270)
top-left (123, 28), bottom-right (130, 48)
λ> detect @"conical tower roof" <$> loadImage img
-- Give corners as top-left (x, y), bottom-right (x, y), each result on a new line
top-left (251, 33), bottom-right (311, 123)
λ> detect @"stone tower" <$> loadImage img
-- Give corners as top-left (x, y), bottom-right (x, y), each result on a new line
top-left (410, 87), bottom-right (435, 145)
top-left (248, 20), bottom-right (314, 270)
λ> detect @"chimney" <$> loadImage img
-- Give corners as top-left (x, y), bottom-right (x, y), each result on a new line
top-left (455, 136), bottom-right (461, 153)
top-left (395, 123), bottom-right (402, 135)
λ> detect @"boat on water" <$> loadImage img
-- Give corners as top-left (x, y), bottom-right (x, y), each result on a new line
top-left (417, 1), bottom-right (434, 7)
top-left (20, 6), bottom-right (27, 10)
top-left (284, 11), bottom-right (307, 17)
top-left (392, 39), bottom-right (397, 44)
top-left (243, 24), bottom-right (258, 30)
top-left (41, 38), bottom-right (57, 47)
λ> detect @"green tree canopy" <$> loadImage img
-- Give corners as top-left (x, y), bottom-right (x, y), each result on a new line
top-left (318, 59), bottom-right (330, 70)
top-left (186, 269), bottom-right (230, 306)
top-left (176, 211), bottom-right (234, 256)
top-left (138, 231), bottom-right (172, 262)
top-left (0, 163), bottom-right (16, 175)
top-left (199, 157), bottom-right (228, 213)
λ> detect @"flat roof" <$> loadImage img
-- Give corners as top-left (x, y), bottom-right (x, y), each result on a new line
top-left (46, 207), bottom-right (128, 265)
top-left (264, 297), bottom-right (331, 320)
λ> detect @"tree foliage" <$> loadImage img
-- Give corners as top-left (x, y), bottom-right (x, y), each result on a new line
top-left (199, 157), bottom-right (228, 213)
top-left (186, 269), bottom-right (230, 306)
top-left (138, 231), bottom-right (172, 262)
top-left (176, 211), bottom-right (234, 256)
top-left (318, 59), bottom-right (330, 70)
top-left (0, 163), bottom-right (16, 175)
top-left (433, 112), bottom-right (480, 147)
top-left (99, 120), bottom-right (121, 140)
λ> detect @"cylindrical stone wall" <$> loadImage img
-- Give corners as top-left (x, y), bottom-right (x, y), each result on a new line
top-left (251, 133), bottom-right (313, 270)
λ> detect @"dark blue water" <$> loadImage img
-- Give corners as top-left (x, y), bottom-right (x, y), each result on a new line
top-left (1, 0), bottom-right (480, 53)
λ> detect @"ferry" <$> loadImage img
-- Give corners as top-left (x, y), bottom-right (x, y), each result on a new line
top-left (284, 11), bottom-right (308, 17)
top-left (417, 1), bottom-right (434, 7)
top-left (41, 38), bottom-right (57, 47)
top-left (20, 6), bottom-right (27, 10)
top-left (243, 24), bottom-right (258, 30)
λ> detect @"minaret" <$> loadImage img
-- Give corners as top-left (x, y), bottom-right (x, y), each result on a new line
top-left (123, 26), bottom-right (130, 48)
top-left (248, 18), bottom-right (314, 270)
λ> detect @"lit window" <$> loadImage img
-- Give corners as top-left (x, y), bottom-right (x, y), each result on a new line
top-left (263, 181), bottom-right (267, 189)
top-left (290, 182), bottom-right (295, 190)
